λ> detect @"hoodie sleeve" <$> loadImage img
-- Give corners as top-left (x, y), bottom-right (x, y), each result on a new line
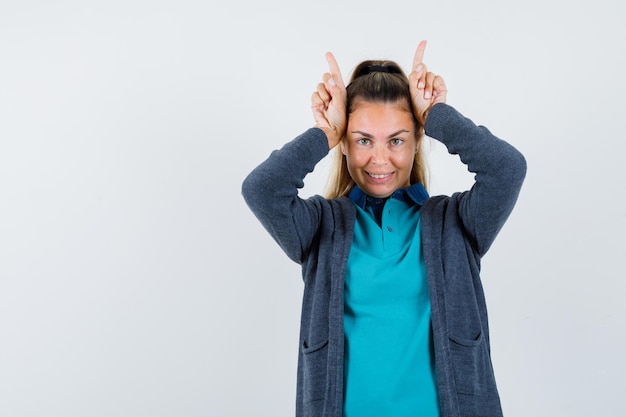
top-left (424, 103), bottom-right (527, 256)
top-left (241, 128), bottom-right (330, 264)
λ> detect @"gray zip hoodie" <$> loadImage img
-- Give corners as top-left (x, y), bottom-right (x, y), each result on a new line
top-left (242, 103), bottom-right (526, 417)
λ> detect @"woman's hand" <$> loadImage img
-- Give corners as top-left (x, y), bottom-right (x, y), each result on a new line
top-left (311, 52), bottom-right (347, 149)
top-left (409, 40), bottom-right (447, 128)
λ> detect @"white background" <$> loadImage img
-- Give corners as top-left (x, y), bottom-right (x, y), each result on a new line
top-left (1, 1), bottom-right (624, 416)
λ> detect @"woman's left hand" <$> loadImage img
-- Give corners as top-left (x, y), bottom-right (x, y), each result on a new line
top-left (409, 40), bottom-right (447, 127)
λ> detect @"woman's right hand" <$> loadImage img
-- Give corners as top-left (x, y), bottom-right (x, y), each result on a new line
top-left (311, 52), bottom-right (347, 149)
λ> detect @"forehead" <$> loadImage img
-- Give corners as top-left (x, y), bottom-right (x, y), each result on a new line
top-left (347, 101), bottom-right (415, 132)
top-left (350, 97), bottom-right (412, 113)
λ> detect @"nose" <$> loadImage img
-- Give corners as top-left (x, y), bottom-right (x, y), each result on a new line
top-left (370, 143), bottom-right (388, 165)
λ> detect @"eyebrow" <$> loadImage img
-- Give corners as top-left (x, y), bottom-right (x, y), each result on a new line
top-left (351, 129), bottom-right (410, 139)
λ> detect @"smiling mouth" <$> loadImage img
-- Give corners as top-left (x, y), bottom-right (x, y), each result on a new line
top-left (366, 171), bottom-right (393, 179)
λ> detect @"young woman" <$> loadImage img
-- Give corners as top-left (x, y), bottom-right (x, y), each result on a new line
top-left (242, 41), bottom-right (526, 417)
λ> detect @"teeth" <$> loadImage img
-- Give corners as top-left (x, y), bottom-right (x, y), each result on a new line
top-left (369, 172), bottom-right (390, 179)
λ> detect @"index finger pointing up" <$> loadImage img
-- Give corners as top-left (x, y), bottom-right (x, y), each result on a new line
top-left (412, 40), bottom-right (428, 70)
top-left (325, 52), bottom-right (345, 89)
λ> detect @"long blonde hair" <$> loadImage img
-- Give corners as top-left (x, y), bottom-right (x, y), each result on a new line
top-left (324, 60), bottom-right (428, 199)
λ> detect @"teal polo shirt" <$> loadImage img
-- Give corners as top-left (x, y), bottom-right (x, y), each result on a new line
top-left (343, 184), bottom-right (440, 417)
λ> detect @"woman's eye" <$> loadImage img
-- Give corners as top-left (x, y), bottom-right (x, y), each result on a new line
top-left (390, 138), bottom-right (404, 146)
top-left (357, 138), bottom-right (371, 145)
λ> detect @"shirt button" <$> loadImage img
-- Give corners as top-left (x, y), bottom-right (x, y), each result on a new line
top-left (387, 226), bottom-right (393, 232)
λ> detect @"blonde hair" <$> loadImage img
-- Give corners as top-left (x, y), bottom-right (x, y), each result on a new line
top-left (324, 60), bottom-right (428, 199)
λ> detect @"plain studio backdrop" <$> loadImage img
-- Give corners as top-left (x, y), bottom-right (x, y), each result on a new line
top-left (1, 1), bottom-right (624, 416)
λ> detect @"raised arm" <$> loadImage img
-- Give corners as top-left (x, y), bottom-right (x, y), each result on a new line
top-left (242, 52), bottom-right (348, 264)
top-left (425, 104), bottom-right (526, 256)
top-left (409, 41), bottom-right (526, 255)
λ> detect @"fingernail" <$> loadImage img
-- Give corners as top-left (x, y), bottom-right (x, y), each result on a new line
top-left (329, 78), bottom-right (336, 86)
top-left (415, 65), bottom-right (423, 73)
top-left (418, 81), bottom-right (424, 89)
top-left (424, 91), bottom-right (431, 99)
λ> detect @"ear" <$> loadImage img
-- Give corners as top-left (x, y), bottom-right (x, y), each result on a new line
top-left (340, 138), bottom-right (347, 155)
top-left (414, 130), bottom-right (422, 153)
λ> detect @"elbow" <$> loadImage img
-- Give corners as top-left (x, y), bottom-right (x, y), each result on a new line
top-left (498, 144), bottom-right (527, 187)
top-left (511, 148), bottom-right (528, 185)
top-left (241, 172), bottom-right (254, 201)
top-left (241, 166), bottom-right (281, 217)
top-left (241, 170), bottom-right (263, 211)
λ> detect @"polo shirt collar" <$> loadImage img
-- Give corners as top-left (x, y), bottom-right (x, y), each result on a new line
top-left (348, 183), bottom-right (429, 208)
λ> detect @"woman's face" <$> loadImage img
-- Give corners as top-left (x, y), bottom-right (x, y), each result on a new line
top-left (342, 101), bottom-right (418, 198)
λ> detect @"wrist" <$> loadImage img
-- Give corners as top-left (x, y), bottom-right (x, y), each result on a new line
top-left (319, 126), bottom-right (343, 149)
